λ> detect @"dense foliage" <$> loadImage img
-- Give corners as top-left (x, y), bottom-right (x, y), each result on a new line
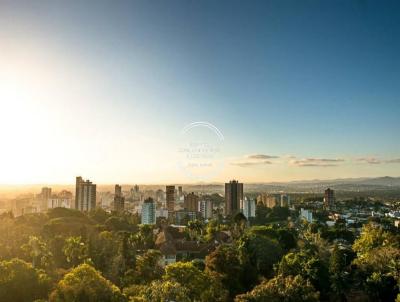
top-left (0, 206), bottom-right (399, 301)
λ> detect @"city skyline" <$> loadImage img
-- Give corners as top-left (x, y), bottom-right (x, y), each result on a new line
top-left (1, 0), bottom-right (400, 184)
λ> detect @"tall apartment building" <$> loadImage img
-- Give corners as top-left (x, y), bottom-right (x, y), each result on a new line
top-left (324, 188), bottom-right (335, 208)
top-left (242, 197), bottom-right (256, 219)
top-left (39, 187), bottom-right (52, 211)
top-left (142, 198), bottom-right (156, 225)
top-left (40, 187), bottom-right (52, 200)
top-left (184, 192), bottom-right (199, 212)
top-left (75, 176), bottom-right (96, 211)
top-left (225, 180), bottom-right (243, 216)
top-left (166, 185), bottom-right (175, 213)
top-left (199, 199), bottom-right (213, 219)
top-left (114, 184), bottom-right (125, 212)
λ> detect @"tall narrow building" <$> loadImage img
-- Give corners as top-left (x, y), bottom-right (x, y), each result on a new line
top-left (184, 192), bottom-right (199, 212)
top-left (75, 176), bottom-right (96, 211)
top-left (114, 184), bottom-right (125, 212)
top-left (41, 187), bottom-right (52, 200)
top-left (225, 180), bottom-right (243, 216)
top-left (324, 188), bottom-right (335, 208)
top-left (142, 198), bottom-right (156, 225)
top-left (199, 199), bottom-right (213, 219)
top-left (166, 185), bottom-right (175, 213)
top-left (39, 187), bottom-right (52, 211)
top-left (242, 197), bottom-right (256, 219)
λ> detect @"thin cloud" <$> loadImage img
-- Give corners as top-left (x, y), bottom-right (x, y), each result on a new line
top-left (290, 158), bottom-right (344, 167)
top-left (231, 160), bottom-right (272, 167)
top-left (356, 157), bottom-right (382, 165)
top-left (247, 154), bottom-right (279, 160)
top-left (230, 153), bottom-right (278, 167)
top-left (385, 158), bottom-right (400, 164)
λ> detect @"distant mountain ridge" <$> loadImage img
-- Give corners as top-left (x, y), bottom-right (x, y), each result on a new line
top-left (1, 177), bottom-right (400, 198)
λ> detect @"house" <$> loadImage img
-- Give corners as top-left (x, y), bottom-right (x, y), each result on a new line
top-left (155, 225), bottom-right (217, 266)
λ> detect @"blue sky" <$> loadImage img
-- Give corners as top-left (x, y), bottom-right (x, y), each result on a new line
top-left (0, 0), bottom-right (399, 183)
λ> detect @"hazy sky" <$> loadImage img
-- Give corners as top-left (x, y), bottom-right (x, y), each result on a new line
top-left (1, 0), bottom-right (399, 184)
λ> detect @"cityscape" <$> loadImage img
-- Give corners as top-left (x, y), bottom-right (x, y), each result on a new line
top-left (1, 176), bottom-right (400, 301)
top-left (1, 1), bottom-right (400, 302)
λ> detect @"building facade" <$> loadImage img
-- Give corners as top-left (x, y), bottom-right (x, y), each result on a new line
top-left (75, 176), bottom-right (96, 211)
top-left (142, 198), bottom-right (156, 225)
top-left (199, 199), bottom-right (213, 219)
top-left (324, 188), bottom-right (335, 208)
top-left (300, 208), bottom-right (313, 223)
top-left (184, 192), bottom-right (199, 212)
top-left (48, 198), bottom-right (72, 209)
top-left (225, 180), bottom-right (243, 216)
top-left (114, 184), bottom-right (125, 212)
top-left (242, 197), bottom-right (256, 219)
top-left (166, 185), bottom-right (175, 213)
top-left (257, 193), bottom-right (279, 208)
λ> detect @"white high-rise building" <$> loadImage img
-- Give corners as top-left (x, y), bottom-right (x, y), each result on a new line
top-left (199, 199), bottom-right (213, 219)
top-left (300, 208), bottom-right (313, 223)
top-left (142, 198), bottom-right (156, 225)
top-left (75, 177), bottom-right (96, 211)
top-left (241, 197), bottom-right (256, 218)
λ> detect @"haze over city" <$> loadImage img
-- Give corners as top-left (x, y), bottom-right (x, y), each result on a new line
top-left (1, 0), bottom-right (400, 185)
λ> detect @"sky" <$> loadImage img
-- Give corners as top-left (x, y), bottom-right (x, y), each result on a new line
top-left (0, 0), bottom-right (399, 184)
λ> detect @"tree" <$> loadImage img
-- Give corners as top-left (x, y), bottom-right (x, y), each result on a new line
top-left (131, 224), bottom-right (155, 250)
top-left (105, 216), bottom-right (136, 232)
top-left (365, 272), bottom-right (398, 302)
top-left (268, 206), bottom-right (290, 222)
top-left (89, 208), bottom-right (110, 224)
top-left (276, 250), bottom-right (330, 298)
top-left (205, 244), bottom-right (244, 298)
top-left (49, 263), bottom-right (126, 302)
top-left (354, 246), bottom-right (400, 277)
top-left (120, 232), bottom-right (136, 271)
top-left (164, 261), bottom-right (228, 301)
top-left (352, 245), bottom-right (400, 301)
top-left (0, 258), bottom-right (50, 302)
top-left (239, 232), bottom-right (282, 278)
top-left (187, 220), bottom-right (204, 240)
top-left (254, 203), bottom-right (271, 225)
top-left (48, 235), bottom-right (69, 268)
top-left (63, 236), bottom-right (88, 267)
top-left (129, 249), bottom-right (163, 285)
top-left (276, 228), bottom-right (297, 252)
top-left (352, 223), bottom-right (390, 257)
top-left (21, 235), bottom-right (53, 269)
top-left (141, 280), bottom-right (191, 302)
top-left (329, 245), bottom-right (350, 301)
top-left (164, 262), bottom-right (207, 300)
top-left (235, 275), bottom-right (319, 302)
